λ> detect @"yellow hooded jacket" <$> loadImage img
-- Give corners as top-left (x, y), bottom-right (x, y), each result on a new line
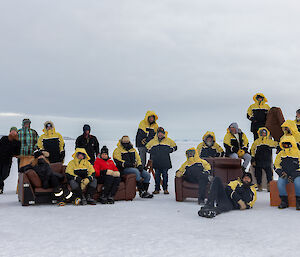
top-left (65, 148), bottom-right (95, 181)
top-left (280, 120), bottom-right (300, 149)
top-left (274, 136), bottom-right (300, 179)
top-left (136, 111), bottom-right (159, 147)
top-left (176, 148), bottom-right (211, 177)
top-left (224, 128), bottom-right (249, 156)
top-left (113, 140), bottom-right (142, 171)
top-left (37, 121), bottom-right (65, 163)
top-left (250, 127), bottom-right (278, 166)
top-left (197, 131), bottom-right (224, 158)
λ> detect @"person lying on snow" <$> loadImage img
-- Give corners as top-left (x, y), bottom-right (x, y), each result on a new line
top-left (224, 122), bottom-right (251, 172)
top-left (37, 121), bottom-right (65, 163)
top-left (65, 148), bottom-right (97, 205)
top-left (135, 111), bottom-right (159, 168)
top-left (146, 127), bottom-right (177, 195)
top-left (176, 148), bottom-right (212, 205)
top-left (197, 131), bottom-right (224, 158)
top-left (198, 172), bottom-right (257, 218)
top-left (113, 136), bottom-right (153, 199)
top-left (19, 150), bottom-right (70, 205)
top-left (0, 127), bottom-right (21, 194)
top-left (275, 136), bottom-right (300, 210)
top-left (280, 120), bottom-right (300, 150)
top-left (247, 93), bottom-right (270, 140)
top-left (295, 109), bottom-right (300, 133)
top-left (94, 146), bottom-right (121, 204)
top-left (250, 127), bottom-right (278, 192)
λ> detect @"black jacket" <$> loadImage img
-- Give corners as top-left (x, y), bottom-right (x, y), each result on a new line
top-left (75, 134), bottom-right (99, 164)
top-left (0, 136), bottom-right (21, 164)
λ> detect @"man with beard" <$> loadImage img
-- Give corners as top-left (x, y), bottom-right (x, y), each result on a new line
top-left (0, 127), bottom-right (21, 193)
top-left (198, 172), bottom-right (257, 218)
top-left (197, 131), bottom-right (224, 158)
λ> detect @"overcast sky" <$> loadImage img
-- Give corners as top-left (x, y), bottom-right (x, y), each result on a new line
top-left (0, 0), bottom-right (299, 142)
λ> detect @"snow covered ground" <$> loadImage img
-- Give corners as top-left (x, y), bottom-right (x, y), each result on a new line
top-left (0, 140), bottom-right (299, 257)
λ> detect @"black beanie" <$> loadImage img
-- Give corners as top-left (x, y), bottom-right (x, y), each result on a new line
top-left (100, 146), bottom-right (109, 155)
top-left (83, 124), bottom-right (91, 132)
top-left (242, 172), bottom-right (253, 182)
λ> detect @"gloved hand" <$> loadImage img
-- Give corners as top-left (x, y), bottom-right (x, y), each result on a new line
top-left (141, 138), bottom-right (147, 145)
top-left (75, 176), bottom-right (82, 183)
top-left (81, 178), bottom-right (90, 191)
top-left (137, 165), bottom-right (143, 173)
top-left (169, 147), bottom-right (174, 153)
top-left (237, 149), bottom-right (245, 158)
top-left (238, 200), bottom-right (247, 210)
top-left (208, 175), bottom-right (214, 182)
top-left (281, 172), bottom-right (288, 179)
top-left (232, 146), bottom-right (239, 153)
top-left (288, 176), bottom-right (294, 183)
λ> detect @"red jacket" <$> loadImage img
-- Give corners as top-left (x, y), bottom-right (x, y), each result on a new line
top-left (94, 157), bottom-right (119, 177)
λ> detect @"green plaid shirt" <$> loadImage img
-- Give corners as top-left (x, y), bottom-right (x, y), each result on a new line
top-left (18, 128), bottom-right (39, 156)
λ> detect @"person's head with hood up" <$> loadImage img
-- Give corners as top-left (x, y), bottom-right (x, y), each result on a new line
top-left (144, 111), bottom-right (158, 125)
top-left (254, 93), bottom-right (266, 104)
top-left (120, 136), bottom-right (133, 151)
top-left (281, 120), bottom-right (299, 136)
top-left (43, 121), bottom-right (55, 133)
top-left (73, 148), bottom-right (90, 161)
top-left (228, 122), bottom-right (239, 135)
top-left (258, 127), bottom-right (269, 138)
top-left (203, 132), bottom-right (216, 147)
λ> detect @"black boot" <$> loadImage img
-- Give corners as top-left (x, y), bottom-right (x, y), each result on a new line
top-left (198, 204), bottom-right (217, 218)
top-left (278, 196), bottom-right (289, 209)
top-left (296, 196), bottom-right (300, 211)
top-left (81, 195), bottom-right (87, 205)
top-left (99, 193), bottom-right (108, 204)
top-left (86, 194), bottom-right (97, 205)
top-left (143, 183), bottom-right (153, 198)
top-left (107, 194), bottom-right (115, 204)
top-left (53, 187), bottom-right (65, 206)
top-left (0, 181), bottom-right (4, 194)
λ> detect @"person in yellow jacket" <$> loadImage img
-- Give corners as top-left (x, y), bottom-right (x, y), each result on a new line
top-left (274, 136), bottom-right (300, 210)
top-left (113, 136), bottom-right (153, 198)
top-left (65, 148), bottom-right (97, 205)
top-left (135, 111), bottom-right (159, 167)
top-left (176, 148), bottom-right (212, 204)
top-left (295, 109), bottom-right (300, 132)
top-left (37, 121), bottom-right (65, 163)
top-left (197, 131), bottom-right (224, 158)
top-left (223, 122), bottom-right (251, 171)
top-left (280, 120), bottom-right (300, 150)
top-left (198, 173), bottom-right (257, 218)
top-left (250, 127), bottom-right (278, 191)
top-left (146, 127), bottom-right (177, 194)
top-left (247, 93), bottom-right (270, 140)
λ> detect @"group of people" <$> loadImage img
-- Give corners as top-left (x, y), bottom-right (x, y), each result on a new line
top-left (0, 93), bottom-right (300, 217)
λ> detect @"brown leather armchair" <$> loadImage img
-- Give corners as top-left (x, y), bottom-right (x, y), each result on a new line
top-left (175, 157), bottom-right (242, 202)
top-left (18, 163), bottom-right (137, 206)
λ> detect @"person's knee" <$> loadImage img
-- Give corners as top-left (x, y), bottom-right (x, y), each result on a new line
top-left (89, 179), bottom-right (97, 189)
top-left (230, 153), bottom-right (238, 159)
top-left (243, 153), bottom-right (251, 161)
top-left (69, 180), bottom-right (80, 190)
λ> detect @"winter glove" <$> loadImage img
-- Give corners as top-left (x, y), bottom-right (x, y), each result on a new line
top-left (137, 165), bottom-right (143, 173)
top-left (281, 172), bottom-right (288, 179)
top-left (208, 175), bottom-right (214, 182)
top-left (237, 149), bottom-right (245, 158)
top-left (238, 200), bottom-right (247, 210)
top-left (288, 176), bottom-right (294, 183)
top-left (141, 138), bottom-right (147, 145)
top-left (81, 178), bottom-right (90, 191)
top-left (75, 176), bottom-right (82, 183)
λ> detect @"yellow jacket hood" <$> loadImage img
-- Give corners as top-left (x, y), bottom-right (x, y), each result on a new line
top-left (203, 131), bottom-right (216, 142)
top-left (42, 121), bottom-right (56, 134)
top-left (185, 147), bottom-right (202, 164)
top-left (72, 148), bottom-right (91, 160)
top-left (257, 127), bottom-right (271, 142)
top-left (281, 120), bottom-right (299, 135)
top-left (279, 136), bottom-right (299, 154)
top-left (253, 93), bottom-right (267, 104)
top-left (144, 111), bottom-right (158, 124)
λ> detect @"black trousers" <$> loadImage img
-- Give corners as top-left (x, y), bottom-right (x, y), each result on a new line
top-left (207, 177), bottom-right (233, 214)
top-left (0, 162), bottom-right (12, 188)
top-left (97, 174), bottom-right (121, 197)
top-left (255, 166), bottom-right (273, 185)
top-left (183, 170), bottom-right (209, 201)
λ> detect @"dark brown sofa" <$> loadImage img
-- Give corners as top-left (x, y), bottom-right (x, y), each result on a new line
top-left (175, 157), bottom-right (242, 202)
top-left (18, 163), bottom-right (137, 206)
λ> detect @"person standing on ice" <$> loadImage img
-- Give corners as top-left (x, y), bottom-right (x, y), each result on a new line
top-left (0, 127), bottom-right (21, 194)
top-left (94, 146), bottom-right (121, 204)
top-left (295, 109), bottom-right (300, 132)
top-left (65, 148), bottom-right (97, 205)
top-left (274, 136), bottom-right (300, 210)
top-left (135, 111), bottom-right (159, 168)
top-left (75, 124), bottom-right (99, 165)
top-left (18, 119), bottom-right (39, 164)
top-left (224, 122), bottom-right (251, 172)
top-left (247, 93), bottom-right (270, 140)
top-left (113, 136), bottom-right (153, 198)
top-left (250, 127), bottom-right (278, 192)
top-left (198, 172), bottom-right (257, 218)
top-left (37, 121), bottom-right (65, 163)
top-left (146, 127), bottom-right (177, 195)
top-left (176, 148), bottom-right (212, 205)
top-left (197, 131), bottom-right (224, 158)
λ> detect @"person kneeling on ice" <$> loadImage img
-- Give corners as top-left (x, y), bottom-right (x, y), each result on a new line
top-left (113, 136), bottom-right (153, 198)
top-left (65, 148), bottom-right (97, 205)
top-left (94, 146), bottom-right (121, 204)
top-left (176, 148), bottom-right (212, 205)
top-left (198, 173), bottom-right (257, 218)
top-left (197, 131), bottom-right (224, 158)
top-left (224, 122), bottom-right (251, 172)
top-left (274, 136), bottom-right (300, 210)
top-left (250, 127), bottom-right (278, 192)
top-left (19, 150), bottom-right (69, 205)
top-left (146, 127), bottom-right (177, 195)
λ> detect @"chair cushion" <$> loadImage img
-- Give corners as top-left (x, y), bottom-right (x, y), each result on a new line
top-left (182, 180), bottom-right (199, 189)
top-left (213, 157), bottom-right (241, 168)
top-left (25, 170), bottom-right (42, 188)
